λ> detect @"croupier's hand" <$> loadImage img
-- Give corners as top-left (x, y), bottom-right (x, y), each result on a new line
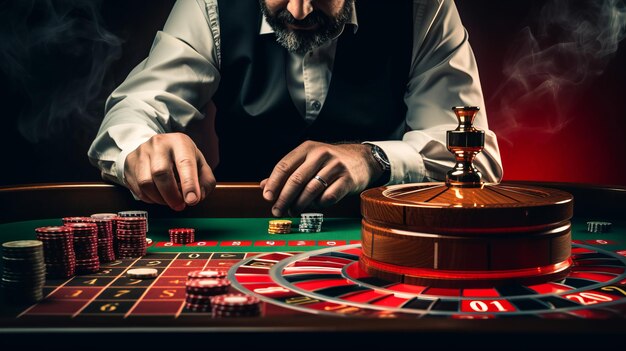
top-left (124, 133), bottom-right (216, 211)
top-left (260, 141), bottom-right (383, 217)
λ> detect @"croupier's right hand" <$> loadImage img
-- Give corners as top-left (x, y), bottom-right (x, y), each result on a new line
top-left (124, 133), bottom-right (216, 211)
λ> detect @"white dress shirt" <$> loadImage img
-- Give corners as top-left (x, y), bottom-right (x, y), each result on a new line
top-left (88, 0), bottom-right (503, 187)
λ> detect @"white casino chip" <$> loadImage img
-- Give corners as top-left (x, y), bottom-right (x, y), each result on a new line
top-left (126, 268), bottom-right (158, 279)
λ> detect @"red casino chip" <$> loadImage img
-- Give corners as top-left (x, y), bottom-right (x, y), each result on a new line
top-left (116, 217), bottom-right (147, 225)
top-left (211, 309), bottom-right (261, 318)
top-left (210, 294), bottom-right (262, 318)
top-left (35, 226), bottom-right (73, 234)
top-left (187, 269), bottom-right (228, 280)
top-left (66, 223), bottom-right (98, 235)
top-left (210, 294), bottom-right (260, 308)
top-left (185, 293), bottom-right (214, 305)
top-left (184, 302), bottom-right (212, 312)
top-left (62, 217), bottom-right (94, 225)
top-left (185, 278), bottom-right (231, 295)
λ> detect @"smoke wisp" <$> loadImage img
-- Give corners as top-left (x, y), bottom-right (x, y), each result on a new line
top-left (489, 0), bottom-right (626, 142)
top-left (0, 0), bottom-right (122, 142)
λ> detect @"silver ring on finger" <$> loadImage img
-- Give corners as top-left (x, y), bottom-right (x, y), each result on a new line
top-left (313, 175), bottom-right (329, 188)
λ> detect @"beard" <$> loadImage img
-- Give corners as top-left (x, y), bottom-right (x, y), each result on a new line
top-left (259, 0), bottom-right (354, 54)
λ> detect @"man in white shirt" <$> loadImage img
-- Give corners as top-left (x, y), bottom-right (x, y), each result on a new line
top-left (88, 0), bottom-right (503, 216)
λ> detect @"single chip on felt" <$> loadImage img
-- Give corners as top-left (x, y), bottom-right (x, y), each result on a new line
top-left (188, 269), bottom-right (227, 279)
top-left (126, 268), bottom-right (158, 279)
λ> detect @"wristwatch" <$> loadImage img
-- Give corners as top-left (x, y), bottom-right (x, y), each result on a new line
top-left (370, 144), bottom-right (391, 171)
top-left (370, 144), bottom-right (391, 186)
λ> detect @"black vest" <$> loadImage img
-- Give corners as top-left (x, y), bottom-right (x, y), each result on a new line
top-left (213, 0), bottom-right (412, 181)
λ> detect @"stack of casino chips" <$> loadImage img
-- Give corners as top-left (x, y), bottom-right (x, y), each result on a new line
top-left (587, 221), bottom-right (612, 233)
top-left (211, 293), bottom-right (262, 318)
top-left (115, 217), bottom-right (147, 258)
top-left (65, 222), bottom-right (100, 274)
top-left (35, 226), bottom-right (75, 278)
top-left (169, 228), bottom-right (195, 244)
top-left (118, 210), bottom-right (148, 232)
top-left (1, 240), bottom-right (46, 303)
top-left (185, 270), bottom-right (231, 312)
top-left (92, 217), bottom-right (116, 262)
top-left (268, 219), bottom-right (292, 234)
top-left (298, 213), bottom-right (324, 233)
top-left (90, 213), bottom-right (117, 262)
top-left (63, 216), bottom-right (115, 264)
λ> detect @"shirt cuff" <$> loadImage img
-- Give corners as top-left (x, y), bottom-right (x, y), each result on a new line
top-left (363, 141), bottom-right (426, 185)
top-left (114, 137), bottom-right (153, 187)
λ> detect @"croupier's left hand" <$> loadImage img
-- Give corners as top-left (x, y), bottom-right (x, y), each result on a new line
top-left (260, 141), bottom-right (384, 217)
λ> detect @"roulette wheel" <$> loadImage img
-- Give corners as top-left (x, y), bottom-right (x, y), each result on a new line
top-left (359, 106), bottom-right (573, 287)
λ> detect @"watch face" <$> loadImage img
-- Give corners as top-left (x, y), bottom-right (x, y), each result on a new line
top-left (372, 145), bottom-right (390, 170)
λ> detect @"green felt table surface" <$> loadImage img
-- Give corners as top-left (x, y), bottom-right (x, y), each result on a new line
top-left (0, 217), bottom-right (362, 254)
top-left (1, 217), bottom-right (624, 253)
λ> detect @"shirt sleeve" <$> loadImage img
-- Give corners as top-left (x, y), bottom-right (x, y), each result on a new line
top-left (87, 0), bottom-right (221, 186)
top-left (366, 0), bottom-right (503, 185)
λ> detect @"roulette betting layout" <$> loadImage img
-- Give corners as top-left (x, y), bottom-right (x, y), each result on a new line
top-left (0, 183), bottom-right (625, 348)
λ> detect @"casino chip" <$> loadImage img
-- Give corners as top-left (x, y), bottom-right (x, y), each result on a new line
top-left (169, 228), bottom-right (195, 244)
top-left (268, 219), bottom-right (292, 234)
top-left (90, 213), bottom-right (118, 220)
top-left (188, 269), bottom-right (228, 280)
top-left (587, 221), bottom-right (612, 233)
top-left (1, 240), bottom-right (46, 303)
top-left (299, 213), bottom-right (324, 233)
top-left (210, 293), bottom-right (262, 318)
top-left (126, 268), bottom-right (158, 279)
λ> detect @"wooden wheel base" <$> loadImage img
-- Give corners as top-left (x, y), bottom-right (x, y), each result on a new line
top-left (360, 182), bottom-right (574, 288)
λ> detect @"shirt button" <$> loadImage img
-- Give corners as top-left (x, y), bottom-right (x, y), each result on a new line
top-left (311, 100), bottom-right (322, 111)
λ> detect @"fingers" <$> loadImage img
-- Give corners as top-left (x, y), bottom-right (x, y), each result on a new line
top-left (151, 152), bottom-right (186, 211)
top-left (265, 143), bottom-right (373, 217)
top-left (171, 144), bottom-right (201, 206)
top-left (125, 151), bottom-right (166, 205)
top-left (288, 164), bottom-right (343, 215)
top-left (259, 178), bottom-right (268, 190)
top-left (195, 148), bottom-right (216, 201)
top-left (269, 148), bottom-right (328, 217)
top-left (123, 133), bottom-right (216, 211)
top-left (314, 176), bottom-right (349, 208)
top-left (263, 146), bottom-right (311, 202)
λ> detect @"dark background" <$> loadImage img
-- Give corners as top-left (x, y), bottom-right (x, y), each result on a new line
top-left (1, 0), bottom-right (624, 187)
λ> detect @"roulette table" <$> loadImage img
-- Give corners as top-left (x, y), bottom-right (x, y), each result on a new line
top-left (0, 182), bottom-right (625, 349)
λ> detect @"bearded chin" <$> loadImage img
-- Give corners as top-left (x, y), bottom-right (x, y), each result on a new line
top-left (260, 0), bottom-right (354, 54)
top-left (274, 29), bottom-right (331, 54)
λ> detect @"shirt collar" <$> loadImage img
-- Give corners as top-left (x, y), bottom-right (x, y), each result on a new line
top-left (260, 2), bottom-right (359, 35)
